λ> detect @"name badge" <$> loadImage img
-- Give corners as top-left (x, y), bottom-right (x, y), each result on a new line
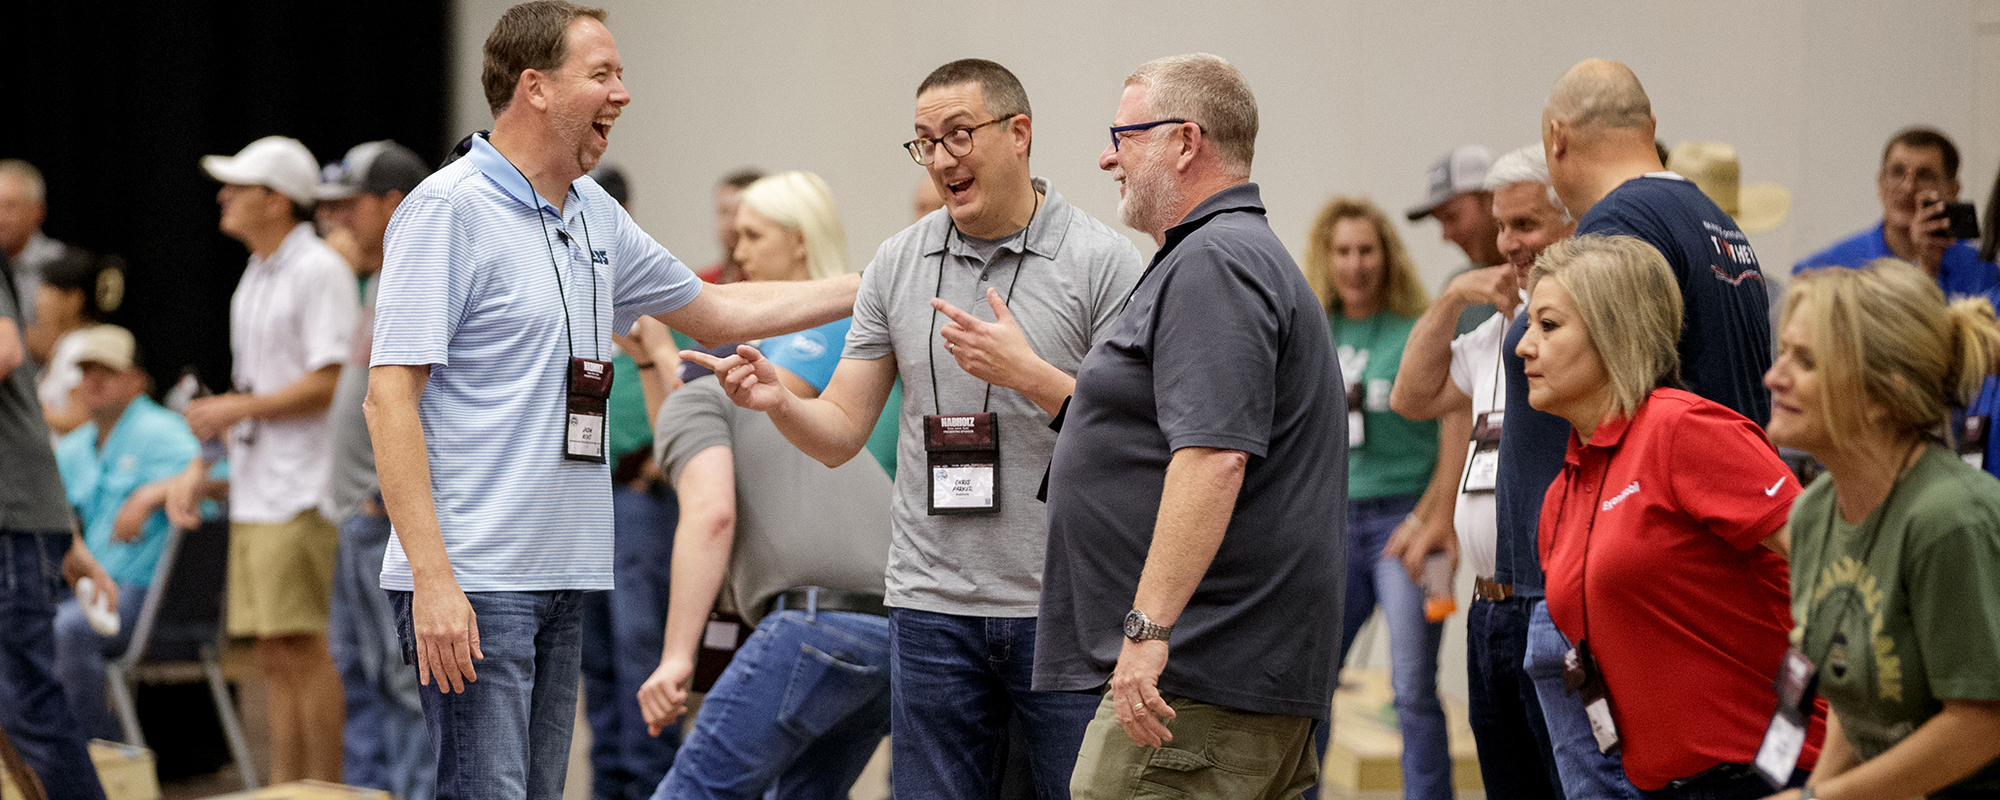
top-left (1563, 639), bottom-right (1620, 753)
top-left (1462, 410), bottom-right (1504, 494)
top-left (1346, 382), bottom-right (1366, 449)
top-left (925, 412), bottom-right (999, 515)
top-left (1962, 414), bottom-right (1989, 470)
top-left (565, 356), bottom-right (614, 463)
top-left (1753, 647), bottom-right (1818, 787)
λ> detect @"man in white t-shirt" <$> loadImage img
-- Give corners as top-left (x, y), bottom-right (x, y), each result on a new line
top-left (173, 134), bottom-right (360, 785)
top-left (1388, 144), bottom-right (1574, 800)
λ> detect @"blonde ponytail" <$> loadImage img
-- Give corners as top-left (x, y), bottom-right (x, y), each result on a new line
top-left (1945, 295), bottom-right (2000, 404)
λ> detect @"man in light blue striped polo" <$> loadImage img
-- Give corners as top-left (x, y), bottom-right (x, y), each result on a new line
top-left (364, 3), bottom-right (861, 798)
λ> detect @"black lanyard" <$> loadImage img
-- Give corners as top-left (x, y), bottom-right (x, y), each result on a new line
top-left (1808, 439), bottom-right (1925, 638)
top-left (503, 154), bottom-right (602, 361)
top-left (1549, 450), bottom-right (1615, 644)
top-left (927, 192), bottom-right (1040, 415)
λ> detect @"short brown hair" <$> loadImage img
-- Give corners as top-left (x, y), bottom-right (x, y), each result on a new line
top-left (1881, 127), bottom-right (1960, 181)
top-left (1125, 54), bottom-right (1259, 174)
top-left (481, 1), bottom-right (608, 117)
top-left (917, 59), bottom-right (1032, 121)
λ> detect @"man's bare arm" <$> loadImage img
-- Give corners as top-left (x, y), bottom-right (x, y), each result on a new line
top-left (680, 347), bottom-right (898, 468)
top-left (1111, 446), bottom-right (1248, 747)
top-left (365, 363), bottom-right (481, 694)
top-left (658, 273), bottom-right (863, 348)
top-left (184, 364), bottom-right (342, 441)
top-left (636, 445), bottom-right (735, 735)
top-left (1391, 266), bottom-right (1513, 421)
top-left (0, 316), bottom-right (23, 381)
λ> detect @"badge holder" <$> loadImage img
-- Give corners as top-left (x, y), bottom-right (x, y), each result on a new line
top-left (1961, 414), bottom-right (1989, 470)
top-left (925, 411), bottom-right (1000, 515)
top-left (1462, 410), bottom-right (1503, 493)
top-left (1752, 647), bottom-right (1817, 787)
top-left (1562, 639), bottom-right (1621, 753)
top-left (565, 356), bottom-right (614, 463)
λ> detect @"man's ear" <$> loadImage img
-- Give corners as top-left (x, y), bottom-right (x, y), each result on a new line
top-left (1175, 123), bottom-right (1202, 173)
top-left (1547, 119), bottom-right (1569, 160)
top-left (1009, 114), bottom-right (1033, 158)
top-left (516, 68), bottom-right (548, 112)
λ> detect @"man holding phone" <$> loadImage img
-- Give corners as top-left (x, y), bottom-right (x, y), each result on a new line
top-left (1794, 127), bottom-right (2000, 298)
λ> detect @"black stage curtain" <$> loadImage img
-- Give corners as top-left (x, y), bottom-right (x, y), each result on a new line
top-left (2, 1), bottom-right (452, 393)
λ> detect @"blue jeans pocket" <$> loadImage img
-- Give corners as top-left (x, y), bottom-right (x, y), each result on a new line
top-left (777, 642), bottom-right (885, 739)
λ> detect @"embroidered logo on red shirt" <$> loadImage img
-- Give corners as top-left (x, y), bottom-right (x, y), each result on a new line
top-left (1601, 481), bottom-right (1641, 511)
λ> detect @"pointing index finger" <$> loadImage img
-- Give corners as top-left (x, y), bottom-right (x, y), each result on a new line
top-left (930, 297), bottom-right (984, 328)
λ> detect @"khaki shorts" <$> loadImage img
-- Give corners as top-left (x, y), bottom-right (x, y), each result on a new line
top-left (1071, 691), bottom-right (1318, 800)
top-left (226, 509), bottom-right (338, 637)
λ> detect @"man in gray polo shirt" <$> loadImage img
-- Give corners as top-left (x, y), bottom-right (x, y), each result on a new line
top-left (638, 366), bottom-right (894, 798)
top-left (1041, 54), bottom-right (1345, 798)
top-left (685, 58), bottom-right (1142, 798)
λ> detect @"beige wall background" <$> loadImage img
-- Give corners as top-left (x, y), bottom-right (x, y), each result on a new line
top-left (450, 0), bottom-right (1998, 696)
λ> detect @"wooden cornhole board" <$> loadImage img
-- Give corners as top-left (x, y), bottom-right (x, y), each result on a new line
top-left (1322, 668), bottom-right (1484, 794)
top-left (2, 740), bottom-right (159, 800)
top-left (201, 780), bottom-right (389, 800)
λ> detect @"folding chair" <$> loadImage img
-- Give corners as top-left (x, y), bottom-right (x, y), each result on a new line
top-left (104, 518), bottom-right (257, 789)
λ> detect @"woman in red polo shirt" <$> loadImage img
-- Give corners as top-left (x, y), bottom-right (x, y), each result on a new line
top-left (1516, 235), bottom-right (1816, 798)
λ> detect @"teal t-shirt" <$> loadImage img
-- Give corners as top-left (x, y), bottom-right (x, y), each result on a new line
top-left (1329, 310), bottom-right (1438, 500)
top-left (608, 352), bottom-right (653, 464)
top-left (1789, 446), bottom-right (2000, 794)
top-left (55, 397), bottom-right (201, 586)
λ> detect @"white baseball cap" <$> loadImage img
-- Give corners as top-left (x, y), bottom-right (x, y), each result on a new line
top-left (202, 136), bottom-right (321, 206)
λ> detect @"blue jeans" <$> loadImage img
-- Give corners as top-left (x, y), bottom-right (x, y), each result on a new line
top-left (52, 579), bottom-right (145, 742)
top-left (652, 609), bottom-right (891, 799)
top-left (886, 608), bottom-right (1100, 800)
top-left (0, 531), bottom-right (108, 800)
top-left (1318, 493), bottom-right (1450, 800)
top-left (583, 486), bottom-right (680, 800)
top-left (333, 512), bottom-right (433, 799)
top-left (1524, 600), bottom-right (1643, 800)
top-left (391, 589), bottom-right (585, 800)
top-left (1467, 595), bottom-right (1562, 800)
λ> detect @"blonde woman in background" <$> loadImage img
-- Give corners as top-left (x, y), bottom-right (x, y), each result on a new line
top-left (1301, 196), bottom-right (1461, 800)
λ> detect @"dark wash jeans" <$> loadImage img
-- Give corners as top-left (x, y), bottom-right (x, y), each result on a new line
top-left (1467, 595), bottom-right (1563, 800)
top-left (885, 608), bottom-right (1100, 800)
top-left (0, 530), bottom-right (109, 800)
top-left (391, 589), bottom-right (586, 800)
top-left (581, 485), bottom-right (680, 800)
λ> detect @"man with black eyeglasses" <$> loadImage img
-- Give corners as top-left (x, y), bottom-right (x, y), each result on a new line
top-left (685, 57), bottom-right (1141, 799)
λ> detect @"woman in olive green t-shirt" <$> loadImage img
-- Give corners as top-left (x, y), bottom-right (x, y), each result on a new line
top-left (1765, 257), bottom-right (2000, 800)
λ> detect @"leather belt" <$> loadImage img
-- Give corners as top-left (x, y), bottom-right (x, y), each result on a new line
top-left (1474, 577), bottom-right (1514, 602)
top-left (765, 586), bottom-right (887, 618)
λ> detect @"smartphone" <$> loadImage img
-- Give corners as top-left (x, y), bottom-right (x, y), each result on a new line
top-left (1941, 201), bottom-right (1980, 240)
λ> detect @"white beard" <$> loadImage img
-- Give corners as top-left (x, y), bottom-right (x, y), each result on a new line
top-left (1117, 154), bottom-right (1184, 236)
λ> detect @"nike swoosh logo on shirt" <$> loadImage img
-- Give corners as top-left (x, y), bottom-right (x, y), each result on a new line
top-left (1764, 476), bottom-right (1787, 496)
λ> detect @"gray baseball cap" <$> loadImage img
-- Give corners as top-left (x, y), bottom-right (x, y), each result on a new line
top-left (316, 140), bottom-right (431, 200)
top-left (1406, 145), bottom-right (1493, 221)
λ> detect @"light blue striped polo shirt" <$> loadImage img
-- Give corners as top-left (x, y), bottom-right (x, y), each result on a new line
top-left (373, 134), bottom-right (701, 592)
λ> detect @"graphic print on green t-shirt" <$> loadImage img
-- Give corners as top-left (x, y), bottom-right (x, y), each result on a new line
top-left (1789, 447), bottom-right (2000, 792)
top-left (1329, 310), bottom-right (1439, 500)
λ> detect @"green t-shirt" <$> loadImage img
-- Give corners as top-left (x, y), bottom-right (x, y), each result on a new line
top-left (1789, 446), bottom-right (2000, 795)
top-left (608, 352), bottom-right (653, 463)
top-left (1329, 310), bottom-right (1438, 500)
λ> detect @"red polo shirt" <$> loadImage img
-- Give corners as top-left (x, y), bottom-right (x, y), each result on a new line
top-left (1539, 388), bottom-right (1818, 789)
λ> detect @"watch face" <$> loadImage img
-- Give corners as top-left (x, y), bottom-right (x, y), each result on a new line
top-left (1123, 609), bottom-right (1143, 639)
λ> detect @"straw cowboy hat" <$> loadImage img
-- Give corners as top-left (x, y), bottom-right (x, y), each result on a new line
top-left (1667, 141), bottom-right (1791, 233)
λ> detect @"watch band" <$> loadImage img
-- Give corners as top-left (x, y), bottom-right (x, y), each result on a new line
top-left (1124, 609), bottom-right (1173, 642)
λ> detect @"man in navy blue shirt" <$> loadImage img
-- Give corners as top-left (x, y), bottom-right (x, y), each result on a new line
top-left (1794, 128), bottom-right (1999, 300)
top-left (1502, 57), bottom-right (1778, 800)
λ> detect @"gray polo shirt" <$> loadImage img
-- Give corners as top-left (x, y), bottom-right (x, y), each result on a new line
top-left (655, 377), bottom-right (893, 626)
top-left (0, 270), bottom-right (71, 533)
top-left (844, 177), bottom-right (1143, 617)
top-left (1036, 183), bottom-right (1347, 719)
top-left (323, 277), bottom-right (379, 523)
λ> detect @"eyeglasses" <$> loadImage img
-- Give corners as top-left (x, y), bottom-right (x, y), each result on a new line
top-left (1879, 163), bottom-right (1948, 191)
top-left (1108, 119), bottom-right (1198, 152)
top-left (903, 116), bottom-right (1016, 166)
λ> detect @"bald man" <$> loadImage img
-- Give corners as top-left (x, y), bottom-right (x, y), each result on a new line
top-left (1510, 58), bottom-right (1781, 799)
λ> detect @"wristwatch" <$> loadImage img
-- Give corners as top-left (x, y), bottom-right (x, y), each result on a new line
top-left (1123, 609), bottom-right (1173, 642)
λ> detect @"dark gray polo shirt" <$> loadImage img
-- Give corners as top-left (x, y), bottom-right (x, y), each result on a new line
top-left (0, 265), bottom-right (72, 533)
top-left (1035, 183), bottom-right (1347, 720)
